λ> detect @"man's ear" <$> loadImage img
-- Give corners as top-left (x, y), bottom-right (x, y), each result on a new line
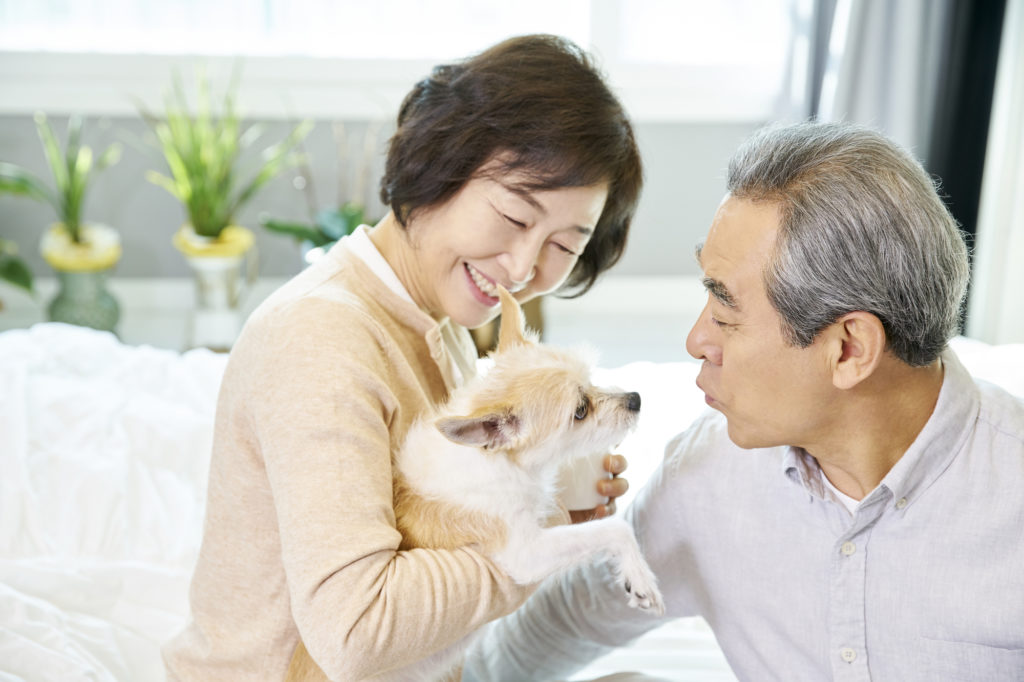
top-left (827, 312), bottom-right (886, 390)
top-left (435, 411), bottom-right (520, 449)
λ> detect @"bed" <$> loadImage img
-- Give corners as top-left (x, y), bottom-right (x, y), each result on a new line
top-left (1, 322), bottom-right (1021, 681)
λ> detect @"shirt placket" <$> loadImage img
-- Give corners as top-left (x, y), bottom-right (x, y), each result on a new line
top-left (828, 492), bottom-right (888, 681)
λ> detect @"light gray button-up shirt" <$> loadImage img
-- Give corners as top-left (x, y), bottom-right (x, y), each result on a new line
top-left (463, 350), bottom-right (1024, 681)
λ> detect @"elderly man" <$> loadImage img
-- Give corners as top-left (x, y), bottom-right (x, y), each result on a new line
top-left (463, 122), bottom-right (1024, 681)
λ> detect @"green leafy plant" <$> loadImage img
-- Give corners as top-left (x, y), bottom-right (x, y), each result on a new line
top-left (261, 201), bottom-right (365, 248)
top-left (0, 113), bottom-right (121, 244)
top-left (142, 71), bottom-right (313, 239)
top-left (0, 238), bottom-right (33, 297)
top-left (260, 122), bottom-right (382, 258)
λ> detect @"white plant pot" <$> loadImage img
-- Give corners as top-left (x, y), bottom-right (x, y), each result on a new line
top-left (184, 254), bottom-right (247, 351)
top-left (173, 224), bottom-right (257, 351)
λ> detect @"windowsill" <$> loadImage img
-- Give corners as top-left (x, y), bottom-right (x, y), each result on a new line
top-left (0, 277), bottom-right (289, 352)
top-left (0, 50), bottom-right (781, 123)
top-left (0, 274), bottom-right (702, 365)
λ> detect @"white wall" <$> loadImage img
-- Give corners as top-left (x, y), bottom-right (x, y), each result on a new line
top-left (0, 115), bottom-right (759, 281)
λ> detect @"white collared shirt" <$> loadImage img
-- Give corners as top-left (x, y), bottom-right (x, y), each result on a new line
top-left (820, 469), bottom-right (863, 515)
top-left (344, 225), bottom-right (415, 305)
top-left (464, 349), bottom-right (1024, 681)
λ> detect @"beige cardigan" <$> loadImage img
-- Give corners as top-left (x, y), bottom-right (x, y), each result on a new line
top-left (163, 242), bottom-right (533, 680)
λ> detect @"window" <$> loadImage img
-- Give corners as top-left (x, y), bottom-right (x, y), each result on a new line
top-left (0, 0), bottom-right (803, 121)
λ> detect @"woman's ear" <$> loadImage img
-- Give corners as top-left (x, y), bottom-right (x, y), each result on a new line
top-left (828, 312), bottom-right (886, 390)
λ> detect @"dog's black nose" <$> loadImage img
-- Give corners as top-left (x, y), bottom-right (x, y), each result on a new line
top-left (625, 392), bottom-right (641, 412)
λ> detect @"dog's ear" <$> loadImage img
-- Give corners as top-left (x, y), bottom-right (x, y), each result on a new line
top-left (436, 411), bottom-right (520, 449)
top-left (496, 285), bottom-right (531, 352)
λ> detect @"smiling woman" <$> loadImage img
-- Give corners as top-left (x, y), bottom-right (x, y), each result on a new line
top-left (160, 34), bottom-right (643, 682)
top-left (378, 33), bottom-right (642, 298)
top-left (372, 173), bottom-right (608, 329)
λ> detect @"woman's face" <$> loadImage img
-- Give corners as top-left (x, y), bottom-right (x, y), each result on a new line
top-left (402, 171), bottom-right (609, 329)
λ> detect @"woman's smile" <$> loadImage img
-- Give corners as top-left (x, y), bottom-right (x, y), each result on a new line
top-left (464, 263), bottom-right (501, 304)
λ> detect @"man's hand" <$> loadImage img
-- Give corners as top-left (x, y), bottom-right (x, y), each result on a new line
top-left (569, 454), bottom-right (629, 523)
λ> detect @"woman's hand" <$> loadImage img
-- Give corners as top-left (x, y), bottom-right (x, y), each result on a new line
top-left (568, 454), bottom-right (629, 523)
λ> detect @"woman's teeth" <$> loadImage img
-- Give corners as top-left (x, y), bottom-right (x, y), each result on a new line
top-left (467, 264), bottom-right (499, 298)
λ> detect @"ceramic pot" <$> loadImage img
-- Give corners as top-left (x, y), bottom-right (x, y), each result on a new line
top-left (40, 222), bottom-right (122, 333)
top-left (48, 268), bottom-right (120, 332)
top-left (173, 224), bottom-right (256, 351)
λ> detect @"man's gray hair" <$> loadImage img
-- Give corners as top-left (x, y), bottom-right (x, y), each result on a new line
top-left (726, 121), bottom-right (970, 367)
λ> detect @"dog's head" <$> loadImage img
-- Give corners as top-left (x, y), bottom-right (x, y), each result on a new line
top-left (436, 287), bottom-right (640, 473)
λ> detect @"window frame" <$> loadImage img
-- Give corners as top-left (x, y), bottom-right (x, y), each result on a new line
top-left (0, 0), bottom-right (799, 123)
top-left (0, 50), bottom-right (786, 123)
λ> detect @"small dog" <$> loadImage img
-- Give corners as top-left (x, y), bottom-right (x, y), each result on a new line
top-left (287, 287), bottom-right (664, 682)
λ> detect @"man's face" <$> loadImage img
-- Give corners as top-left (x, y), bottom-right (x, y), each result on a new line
top-left (686, 195), bottom-right (837, 450)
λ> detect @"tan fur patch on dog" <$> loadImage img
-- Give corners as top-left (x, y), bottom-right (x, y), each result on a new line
top-left (394, 474), bottom-right (508, 554)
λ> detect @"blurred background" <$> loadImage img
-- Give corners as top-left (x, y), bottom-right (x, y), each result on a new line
top-left (0, 0), bottom-right (1020, 363)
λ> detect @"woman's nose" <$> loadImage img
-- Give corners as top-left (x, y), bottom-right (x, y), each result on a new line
top-left (497, 238), bottom-right (542, 286)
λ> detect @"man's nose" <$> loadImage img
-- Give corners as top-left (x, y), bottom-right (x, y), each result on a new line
top-left (686, 303), bottom-right (722, 365)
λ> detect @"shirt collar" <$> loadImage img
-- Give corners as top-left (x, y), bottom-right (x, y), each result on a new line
top-left (782, 446), bottom-right (825, 498)
top-left (343, 224), bottom-right (416, 306)
top-left (782, 348), bottom-right (980, 512)
top-left (874, 349), bottom-right (979, 509)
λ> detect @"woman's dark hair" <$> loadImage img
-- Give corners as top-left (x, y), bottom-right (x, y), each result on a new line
top-left (380, 34), bottom-right (643, 296)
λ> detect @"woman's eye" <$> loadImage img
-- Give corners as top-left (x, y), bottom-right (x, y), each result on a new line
top-left (711, 317), bottom-right (732, 329)
top-left (574, 399), bottom-right (589, 421)
top-left (553, 242), bottom-right (578, 256)
top-left (503, 214), bottom-right (527, 228)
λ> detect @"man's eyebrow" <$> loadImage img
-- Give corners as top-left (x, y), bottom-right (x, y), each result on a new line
top-left (702, 277), bottom-right (738, 309)
top-left (694, 243), bottom-right (739, 309)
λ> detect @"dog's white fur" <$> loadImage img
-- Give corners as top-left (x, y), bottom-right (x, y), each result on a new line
top-left (286, 287), bottom-right (663, 682)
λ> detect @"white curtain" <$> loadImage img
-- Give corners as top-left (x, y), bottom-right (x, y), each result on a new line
top-left (967, 0), bottom-right (1024, 344)
top-left (814, 0), bottom-right (952, 163)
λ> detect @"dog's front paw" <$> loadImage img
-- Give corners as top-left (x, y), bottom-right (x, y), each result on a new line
top-left (620, 560), bottom-right (665, 616)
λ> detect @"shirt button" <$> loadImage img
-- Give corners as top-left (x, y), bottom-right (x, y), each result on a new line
top-left (841, 541), bottom-right (856, 556)
top-left (840, 647), bottom-right (857, 663)
top-left (895, 497), bottom-right (908, 510)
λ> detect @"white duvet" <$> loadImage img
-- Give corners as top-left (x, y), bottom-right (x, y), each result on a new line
top-left (0, 323), bottom-right (1021, 681)
top-left (0, 324), bottom-right (227, 681)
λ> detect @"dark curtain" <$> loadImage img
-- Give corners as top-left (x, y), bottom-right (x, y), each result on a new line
top-left (927, 0), bottom-right (1007, 249)
top-left (805, 0), bottom-right (839, 119)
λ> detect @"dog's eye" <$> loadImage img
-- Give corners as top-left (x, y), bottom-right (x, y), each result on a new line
top-left (574, 398), bottom-right (589, 421)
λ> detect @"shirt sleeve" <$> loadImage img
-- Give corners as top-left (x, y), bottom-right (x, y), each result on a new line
top-left (243, 299), bottom-right (533, 680)
top-left (461, 426), bottom-right (709, 681)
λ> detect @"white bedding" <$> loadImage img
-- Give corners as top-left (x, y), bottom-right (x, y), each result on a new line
top-left (0, 324), bottom-right (225, 682)
top-left (0, 323), bottom-right (1021, 681)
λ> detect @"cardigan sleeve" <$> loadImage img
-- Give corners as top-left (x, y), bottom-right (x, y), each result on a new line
top-left (239, 297), bottom-right (533, 680)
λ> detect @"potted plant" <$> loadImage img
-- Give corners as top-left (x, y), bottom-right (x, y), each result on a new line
top-left (142, 71), bottom-right (311, 350)
top-left (260, 122), bottom-right (380, 265)
top-left (0, 113), bottom-right (122, 331)
top-left (262, 201), bottom-right (366, 264)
